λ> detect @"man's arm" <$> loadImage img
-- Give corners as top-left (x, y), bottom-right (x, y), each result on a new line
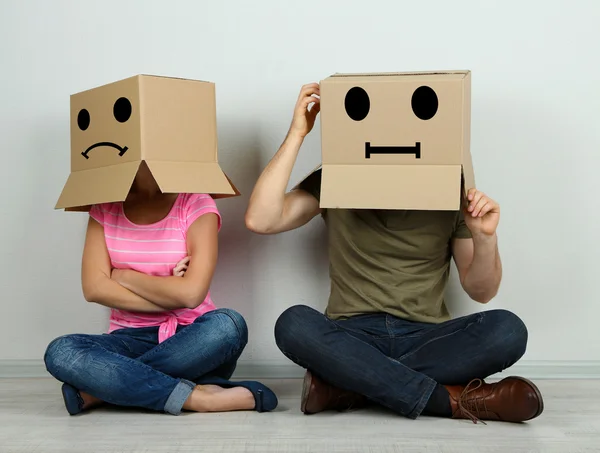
top-left (452, 189), bottom-right (503, 303)
top-left (112, 213), bottom-right (218, 309)
top-left (245, 83), bottom-right (322, 235)
top-left (82, 218), bottom-right (169, 313)
top-left (452, 235), bottom-right (502, 303)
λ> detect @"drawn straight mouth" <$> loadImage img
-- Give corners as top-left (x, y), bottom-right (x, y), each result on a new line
top-left (365, 142), bottom-right (421, 159)
top-left (81, 142), bottom-right (128, 159)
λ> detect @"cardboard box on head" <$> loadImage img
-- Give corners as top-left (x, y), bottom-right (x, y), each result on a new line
top-left (56, 75), bottom-right (240, 212)
top-left (297, 70), bottom-right (474, 211)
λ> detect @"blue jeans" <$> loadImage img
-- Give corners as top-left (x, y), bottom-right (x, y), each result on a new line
top-left (275, 305), bottom-right (527, 419)
top-left (44, 308), bottom-right (248, 415)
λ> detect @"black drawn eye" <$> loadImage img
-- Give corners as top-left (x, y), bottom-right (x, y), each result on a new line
top-left (411, 86), bottom-right (438, 120)
top-left (113, 97), bottom-right (132, 123)
top-left (77, 109), bottom-right (90, 131)
top-left (345, 87), bottom-right (370, 121)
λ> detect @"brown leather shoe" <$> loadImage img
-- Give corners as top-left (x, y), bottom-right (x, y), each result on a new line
top-left (445, 376), bottom-right (544, 424)
top-left (301, 371), bottom-right (368, 415)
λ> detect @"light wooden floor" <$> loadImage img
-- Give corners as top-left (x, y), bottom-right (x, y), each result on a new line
top-left (0, 378), bottom-right (598, 453)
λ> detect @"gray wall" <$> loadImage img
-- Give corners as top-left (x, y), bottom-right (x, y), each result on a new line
top-left (1, 0), bottom-right (598, 377)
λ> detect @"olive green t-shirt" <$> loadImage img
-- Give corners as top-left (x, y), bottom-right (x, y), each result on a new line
top-left (300, 169), bottom-right (472, 324)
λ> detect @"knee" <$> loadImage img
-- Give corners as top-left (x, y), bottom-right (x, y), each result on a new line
top-left (44, 335), bottom-right (79, 377)
top-left (207, 308), bottom-right (248, 347)
top-left (274, 305), bottom-right (319, 353)
top-left (484, 309), bottom-right (528, 362)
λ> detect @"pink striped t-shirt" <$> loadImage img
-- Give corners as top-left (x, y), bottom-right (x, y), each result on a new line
top-left (89, 193), bottom-right (220, 343)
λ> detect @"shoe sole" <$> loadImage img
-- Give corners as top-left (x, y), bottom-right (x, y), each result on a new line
top-left (506, 376), bottom-right (544, 420)
top-left (300, 372), bottom-right (313, 414)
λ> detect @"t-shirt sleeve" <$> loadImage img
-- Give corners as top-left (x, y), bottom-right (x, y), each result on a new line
top-left (89, 204), bottom-right (105, 226)
top-left (182, 194), bottom-right (222, 232)
top-left (452, 209), bottom-right (473, 239)
top-left (298, 169), bottom-right (322, 202)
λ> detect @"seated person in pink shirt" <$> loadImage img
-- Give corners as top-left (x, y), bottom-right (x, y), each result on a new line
top-left (44, 164), bottom-right (277, 416)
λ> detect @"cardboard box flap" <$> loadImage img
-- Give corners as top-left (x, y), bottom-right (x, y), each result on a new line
top-left (145, 161), bottom-right (239, 198)
top-left (321, 165), bottom-right (462, 211)
top-left (55, 162), bottom-right (141, 210)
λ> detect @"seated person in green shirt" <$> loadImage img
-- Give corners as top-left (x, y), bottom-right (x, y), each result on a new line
top-left (245, 83), bottom-right (543, 423)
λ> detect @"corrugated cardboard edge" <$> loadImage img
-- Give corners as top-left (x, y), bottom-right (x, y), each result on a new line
top-left (461, 71), bottom-right (475, 197)
top-left (71, 75), bottom-right (140, 98)
top-left (140, 74), bottom-right (213, 84)
top-left (72, 74), bottom-right (212, 98)
top-left (328, 70), bottom-right (470, 78)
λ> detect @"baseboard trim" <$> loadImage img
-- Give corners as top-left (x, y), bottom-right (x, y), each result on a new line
top-left (231, 360), bottom-right (600, 380)
top-left (1, 360), bottom-right (600, 380)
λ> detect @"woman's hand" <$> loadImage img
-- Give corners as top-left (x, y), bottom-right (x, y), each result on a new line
top-left (110, 255), bottom-right (190, 293)
top-left (289, 83), bottom-right (321, 138)
top-left (172, 256), bottom-right (191, 277)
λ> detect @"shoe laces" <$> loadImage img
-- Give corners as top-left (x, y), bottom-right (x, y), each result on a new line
top-left (457, 379), bottom-right (488, 425)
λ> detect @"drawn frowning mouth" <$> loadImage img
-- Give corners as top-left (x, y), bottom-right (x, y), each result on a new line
top-left (81, 142), bottom-right (128, 159)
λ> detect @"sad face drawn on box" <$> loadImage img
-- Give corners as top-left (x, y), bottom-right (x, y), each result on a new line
top-left (312, 71), bottom-right (475, 211)
top-left (57, 75), bottom-right (239, 212)
top-left (77, 96), bottom-right (132, 159)
top-left (69, 76), bottom-right (143, 173)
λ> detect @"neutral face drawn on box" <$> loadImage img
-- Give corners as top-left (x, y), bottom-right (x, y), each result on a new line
top-left (344, 85), bottom-right (438, 160)
top-left (79, 97), bottom-right (132, 159)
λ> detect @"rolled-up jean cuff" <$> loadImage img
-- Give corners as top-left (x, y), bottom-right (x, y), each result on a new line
top-left (408, 377), bottom-right (437, 419)
top-left (164, 379), bottom-right (195, 415)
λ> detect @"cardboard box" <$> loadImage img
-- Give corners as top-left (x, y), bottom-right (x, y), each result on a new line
top-left (298, 70), bottom-right (474, 211)
top-left (56, 75), bottom-right (239, 211)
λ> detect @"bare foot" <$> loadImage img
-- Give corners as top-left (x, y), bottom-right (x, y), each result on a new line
top-left (183, 385), bottom-right (255, 412)
top-left (79, 391), bottom-right (104, 410)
